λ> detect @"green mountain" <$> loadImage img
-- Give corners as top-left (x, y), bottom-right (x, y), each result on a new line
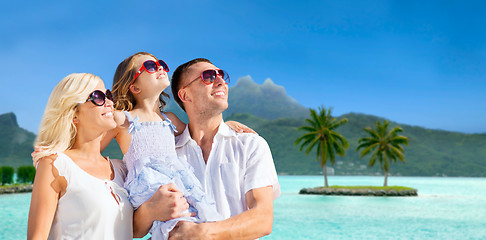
top-left (2, 77), bottom-right (485, 176)
top-left (0, 113), bottom-right (36, 168)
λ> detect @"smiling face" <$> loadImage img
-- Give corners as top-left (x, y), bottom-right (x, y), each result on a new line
top-left (131, 55), bottom-right (170, 96)
top-left (179, 61), bottom-right (229, 116)
top-left (75, 80), bottom-right (116, 134)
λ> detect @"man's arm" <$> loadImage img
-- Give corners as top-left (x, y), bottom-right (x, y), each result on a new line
top-left (169, 186), bottom-right (274, 240)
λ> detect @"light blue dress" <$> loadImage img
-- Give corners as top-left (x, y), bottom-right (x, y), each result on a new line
top-left (123, 111), bottom-right (222, 240)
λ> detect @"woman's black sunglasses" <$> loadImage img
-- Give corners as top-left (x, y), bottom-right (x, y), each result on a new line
top-left (85, 89), bottom-right (113, 106)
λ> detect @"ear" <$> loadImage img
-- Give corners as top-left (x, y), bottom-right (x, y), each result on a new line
top-left (178, 88), bottom-right (192, 103)
top-left (130, 85), bottom-right (141, 94)
top-left (73, 116), bottom-right (80, 124)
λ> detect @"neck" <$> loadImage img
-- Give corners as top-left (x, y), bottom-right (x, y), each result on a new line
top-left (70, 131), bottom-right (105, 160)
top-left (187, 113), bottom-right (223, 146)
top-left (134, 94), bottom-right (160, 113)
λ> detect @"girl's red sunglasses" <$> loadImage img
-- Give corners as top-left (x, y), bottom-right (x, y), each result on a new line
top-left (132, 60), bottom-right (169, 84)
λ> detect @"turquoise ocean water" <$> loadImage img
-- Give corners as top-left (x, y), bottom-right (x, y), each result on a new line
top-left (2, 176), bottom-right (486, 239)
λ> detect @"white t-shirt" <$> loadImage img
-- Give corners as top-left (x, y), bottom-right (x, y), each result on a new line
top-left (48, 153), bottom-right (133, 240)
top-left (175, 121), bottom-right (281, 218)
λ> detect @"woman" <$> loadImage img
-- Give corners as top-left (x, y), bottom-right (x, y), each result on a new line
top-left (27, 73), bottom-right (133, 239)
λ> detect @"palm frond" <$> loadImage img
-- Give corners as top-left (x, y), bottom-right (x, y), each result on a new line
top-left (305, 137), bottom-right (320, 155)
top-left (358, 143), bottom-right (379, 158)
top-left (333, 133), bottom-right (349, 149)
top-left (356, 140), bottom-right (378, 150)
top-left (387, 126), bottom-right (403, 136)
top-left (297, 125), bottom-right (318, 133)
top-left (304, 118), bottom-right (317, 128)
top-left (357, 137), bottom-right (379, 144)
top-left (363, 127), bottom-right (380, 139)
top-left (389, 145), bottom-right (405, 162)
top-left (295, 132), bottom-right (319, 145)
top-left (369, 153), bottom-right (377, 167)
top-left (385, 149), bottom-right (398, 163)
top-left (309, 109), bottom-right (323, 130)
top-left (296, 135), bottom-right (317, 152)
top-left (333, 142), bottom-right (346, 156)
top-left (390, 136), bottom-right (409, 145)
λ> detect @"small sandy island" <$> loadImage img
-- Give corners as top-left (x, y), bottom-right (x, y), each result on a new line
top-left (300, 186), bottom-right (418, 196)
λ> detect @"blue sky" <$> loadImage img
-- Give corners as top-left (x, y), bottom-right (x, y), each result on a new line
top-left (1, 0), bottom-right (485, 134)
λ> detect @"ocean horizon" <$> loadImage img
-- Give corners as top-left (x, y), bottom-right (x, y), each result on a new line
top-left (2, 175), bottom-right (485, 239)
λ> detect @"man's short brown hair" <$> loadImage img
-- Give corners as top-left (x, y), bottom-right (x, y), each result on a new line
top-left (171, 58), bottom-right (213, 111)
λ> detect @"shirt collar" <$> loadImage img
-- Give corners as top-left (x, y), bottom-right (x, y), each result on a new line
top-left (175, 120), bottom-right (236, 148)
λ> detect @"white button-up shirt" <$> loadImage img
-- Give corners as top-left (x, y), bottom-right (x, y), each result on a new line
top-left (175, 121), bottom-right (281, 219)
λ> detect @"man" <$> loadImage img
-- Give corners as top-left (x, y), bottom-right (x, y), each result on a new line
top-left (167, 58), bottom-right (281, 239)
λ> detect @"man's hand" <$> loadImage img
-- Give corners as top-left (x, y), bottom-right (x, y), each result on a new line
top-left (31, 146), bottom-right (45, 165)
top-left (169, 221), bottom-right (208, 240)
top-left (146, 183), bottom-right (193, 221)
top-left (133, 183), bottom-right (195, 237)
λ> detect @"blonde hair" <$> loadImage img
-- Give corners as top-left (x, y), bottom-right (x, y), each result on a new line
top-left (112, 52), bottom-right (169, 112)
top-left (33, 73), bottom-right (101, 163)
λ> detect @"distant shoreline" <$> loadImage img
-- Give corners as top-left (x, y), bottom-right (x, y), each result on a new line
top-left (0, 184), bottom-right (33, 194)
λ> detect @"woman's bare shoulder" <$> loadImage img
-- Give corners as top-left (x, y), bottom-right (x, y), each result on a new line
top-left (35, 154), bottom-right (60, 174)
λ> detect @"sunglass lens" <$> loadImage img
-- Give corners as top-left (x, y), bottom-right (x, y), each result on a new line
top-left (158, 60), bottom-right (169, 72)
top-left (202, 70), bottom-right (217, 83)
top-left (218, 70), bottom-right (230, 82)
top-left (106, 89), bottom-right (113, 101)
top-left (224, 70), bottom-right (230, 83)
top-left (91, 90), bottom-right (106, 106)
top-left (144, 61), bottom-right (158, 73)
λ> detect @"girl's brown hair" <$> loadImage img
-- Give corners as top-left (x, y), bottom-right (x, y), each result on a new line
top-left (112, 52), bottom-right (169, 111)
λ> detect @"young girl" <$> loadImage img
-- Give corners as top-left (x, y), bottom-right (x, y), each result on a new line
top-left (102, 52), bottom-right (251, 239)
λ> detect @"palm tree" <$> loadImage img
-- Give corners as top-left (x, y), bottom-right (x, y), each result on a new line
top-left (295, 106), bottom-right (349, 187)
top-left (356, 120), bottom-right (409, 186)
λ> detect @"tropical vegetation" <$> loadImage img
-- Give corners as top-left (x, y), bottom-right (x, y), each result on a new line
top-left (17, 166), bottom-right (36, 184)
top-left (356, 120), bottom-right (409, 186)
top-left (0, 166), bottom-right (15, 185)
top-left (295, 107), bottom-right (349, 187)
top-left (0, 165), bottom-right (36, 185)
